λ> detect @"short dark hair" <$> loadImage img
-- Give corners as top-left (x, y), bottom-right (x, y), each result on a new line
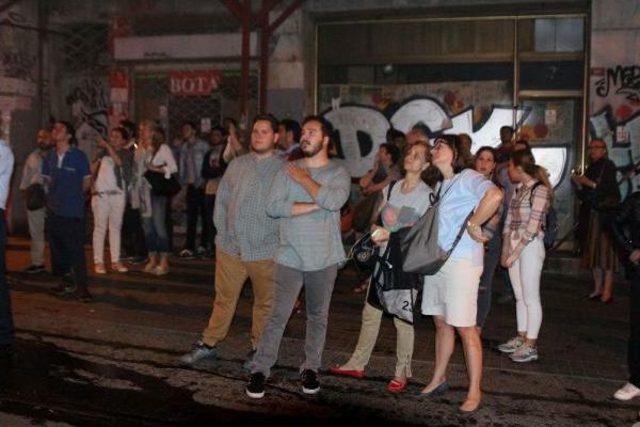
top-left (280, 119), bottom-right (301, 143)
top-left (386, 127), bottom-right (405, 143)
top-left (252, 114), bottom-right (279, 133)
top-left (57, 120), bottom-right (77, 145)
top-left (111, 126), bottom-right (129, 141)
top-left (411, 123), bottom-right (430, 139)
top-left (301, 115), bottom-right (333, 138)
top-left (211, 126), bottom-right (226, 135)
top-left (500, 125), bottom-right (514, 136)
top-left (181, 121), bottom-right (197, 131)
top-left (380, 143), bottom-right (401, 165)
top-left (120, 120), bottom-right (136, 139)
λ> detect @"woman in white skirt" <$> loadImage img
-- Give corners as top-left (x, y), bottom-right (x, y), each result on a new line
top-left (498, 149), bottom-right (552, 363)
top-left (418, 135), bottom-right (502, 413)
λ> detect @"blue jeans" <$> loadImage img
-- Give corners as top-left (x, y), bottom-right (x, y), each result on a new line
top-left (142, 194), bottom-right (170, 253)
top-left (477, 232), bottom-right (501, 327)
top-left (0, 210), bottom-right (13, 346)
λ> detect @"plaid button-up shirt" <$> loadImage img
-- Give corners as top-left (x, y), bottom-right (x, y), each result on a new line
top-left (503, 180), bottom-right (550, 242)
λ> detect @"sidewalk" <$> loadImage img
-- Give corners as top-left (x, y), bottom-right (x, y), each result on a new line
top-left (1, 239), bottom-right (639, 426)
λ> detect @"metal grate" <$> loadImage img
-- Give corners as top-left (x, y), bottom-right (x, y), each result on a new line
top-left (135, 73), bottom-right (223, 140)
top-left (60, 23), bottom-right (110, 73)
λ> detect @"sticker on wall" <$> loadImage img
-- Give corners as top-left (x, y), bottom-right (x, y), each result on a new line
top-left (201, 117), bottom-right (211, 134)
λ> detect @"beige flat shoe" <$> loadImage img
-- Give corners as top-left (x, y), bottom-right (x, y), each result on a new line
top-left (111, 263), bottom-right (129, 273)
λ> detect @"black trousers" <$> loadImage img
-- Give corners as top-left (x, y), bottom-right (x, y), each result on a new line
top-left (121, 203), bottom-right (147, 258)
top-left (630, 270), bottom-right (640, 387)
top-left (47, 213), bottom-right (88, 290)
top-left (203, 194), bottom-right (216, 252)
top-left (0, 210), bottom-right (13, 346)
top-left (185, 185), bottom-right (206, 250)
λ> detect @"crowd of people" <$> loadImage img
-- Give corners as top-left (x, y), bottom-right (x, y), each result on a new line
top-left (0, 110), bottom-right (637, 413)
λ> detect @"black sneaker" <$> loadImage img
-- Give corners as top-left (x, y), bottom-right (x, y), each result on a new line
top-left (301, 369), bottom-right (320, 395)
top-left (51, 282), bottom-right (76, 297)
top-left (24, 265), bottom-right (45, 274)
top-left (246, 372), bottom-right (266, 399)
top-left (127, 256), bottom-right (149, 265)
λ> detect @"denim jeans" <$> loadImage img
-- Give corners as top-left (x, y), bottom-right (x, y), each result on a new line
top-left (251, 263), bottom-right (337, 377)
top-left (477, 232), bottom-right (501, 327)
top-left (121, 203), bottom-right (147, 258)
top-left (185, 184), bottom-right (206, 250)
top-left (142, 194), bottom-right (170, 253)
top-left (0, 210), bottom-right (13, 346)
top-left (202, 194), bottom-right (216, 252)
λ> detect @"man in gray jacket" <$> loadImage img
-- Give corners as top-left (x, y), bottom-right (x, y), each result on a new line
top-left (180, 114), bottom-right (283, 365)
top-left (246, 116), bottom-right (350, 399)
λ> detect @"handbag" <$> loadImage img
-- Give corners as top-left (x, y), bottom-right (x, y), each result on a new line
top-left (348, 233), bottom-right (378, 270)
top-left (401, 176), bottom-right (473, 275)
top-left (143, 170), bottom-right (181, 197)
top-left (25, 183), bottom-right (46, 211)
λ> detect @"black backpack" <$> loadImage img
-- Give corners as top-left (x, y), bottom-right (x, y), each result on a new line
top-left (530, 182), bottom-right (557, 250)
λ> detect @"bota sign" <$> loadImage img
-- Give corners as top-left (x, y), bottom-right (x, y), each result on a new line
top-left (169, 70), bottom-right (222, 96)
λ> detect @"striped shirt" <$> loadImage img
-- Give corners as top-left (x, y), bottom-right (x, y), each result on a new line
top-left (503, 180), bottom-right (551, 242)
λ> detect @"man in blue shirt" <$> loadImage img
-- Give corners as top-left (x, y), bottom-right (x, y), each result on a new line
top-left (0, 135), bottom-right (15, 360)
top-left (42, 121), bottom-right (92, 302)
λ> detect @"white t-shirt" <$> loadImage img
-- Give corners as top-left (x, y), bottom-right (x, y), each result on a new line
top-left (378, 179), bottom-right (432, 251)
top-left (94, 156), bottom-right (121, 193)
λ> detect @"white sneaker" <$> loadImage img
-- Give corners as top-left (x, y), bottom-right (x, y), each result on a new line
top-left (497, 336), bottom-right (524, 354)
top-left (614, 382), bottom-right (640, 401)
top-left (510, 345), bottom-right (538, 363)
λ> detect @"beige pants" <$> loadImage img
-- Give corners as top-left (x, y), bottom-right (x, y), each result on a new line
top-left (27, 207), bottom-right (46, 266)
top-left (342, 287), bottom-right (415, 378)
top-left (201, 249), bottom-right (275, 349)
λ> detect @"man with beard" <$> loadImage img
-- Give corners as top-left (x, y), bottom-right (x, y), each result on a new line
top-left (19, 129), bottom-right (53, 274)
top-left (246, 116), bottom-right (350, 399)
top-left (180, 114), bottom-right (283, 365)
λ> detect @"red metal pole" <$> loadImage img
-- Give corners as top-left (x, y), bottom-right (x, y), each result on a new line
top-left (259, 5), bottom-right (270, 114)
top-left (240, 0), bottom-right (250, 119)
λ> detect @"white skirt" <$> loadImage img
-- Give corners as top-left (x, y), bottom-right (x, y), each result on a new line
top-left (421, 257), bottom-right (483, 327)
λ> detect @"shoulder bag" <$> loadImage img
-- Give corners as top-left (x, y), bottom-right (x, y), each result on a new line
top-left (401, 175), bottom-right (473, 275)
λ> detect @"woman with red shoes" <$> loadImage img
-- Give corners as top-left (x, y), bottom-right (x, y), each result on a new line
top-left (329, 142), bottom-right (432, 393)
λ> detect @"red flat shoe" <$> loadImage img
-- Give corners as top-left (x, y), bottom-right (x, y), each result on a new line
top-left (328, 366), bottom-right (365, 379)
top-left (387, 378), bottom-right (407, 393)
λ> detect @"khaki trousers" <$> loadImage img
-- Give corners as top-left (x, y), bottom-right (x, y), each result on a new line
top-left (342, 289), bottom-right (415, 378)
top-left (27, 207), bottom-right (45, 266)
top-left (201, 249), bottom-right (275, 349)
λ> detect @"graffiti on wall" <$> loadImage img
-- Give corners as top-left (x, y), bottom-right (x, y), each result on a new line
top-left (591, 64), bottom-right (640, 198)
top-left (595, 65), bottom-right (640, 103)
top-left (65, 76), bottom-right (109, 158)
top-left (322, 96), bottom-right (569, 188)
top-left (590, 106), bottom-right (640, 197)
